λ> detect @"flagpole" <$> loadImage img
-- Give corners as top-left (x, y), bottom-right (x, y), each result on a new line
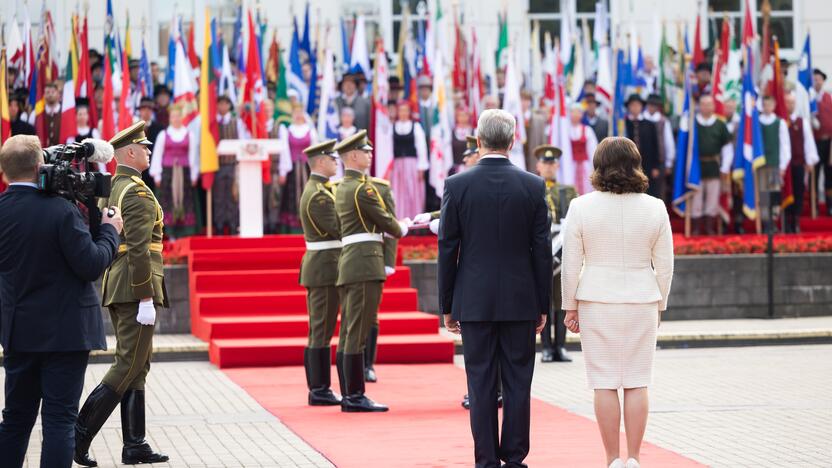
top-left (754, 168), bottom-right (762, 233)
top-left (811, 166), bottom-right (817, 219)
top-left (207, 188), bottom-right (213, 237)
top-left (684, 52), bottom-right (695, 238)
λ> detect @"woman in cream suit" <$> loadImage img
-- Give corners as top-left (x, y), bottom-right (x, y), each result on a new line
top-left (561, 137), bottom-right (674, 468)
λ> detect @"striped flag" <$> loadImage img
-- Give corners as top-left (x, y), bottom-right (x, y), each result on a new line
top-left (59, 54), bottom-right (77, 145)
top-left (731, 48), bottom-right (766, 219)
top-left (199, 10), bottom-right (220, 190)
top-left (373, 39), bottom-right (394, 180)
top-left (672, 69), bottom-right (701, 216)
top-left (0, 50), bottom-right (11, 145)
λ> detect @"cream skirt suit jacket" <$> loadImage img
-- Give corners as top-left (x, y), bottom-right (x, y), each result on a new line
top-left (561, 191), bottom-right (674, 389)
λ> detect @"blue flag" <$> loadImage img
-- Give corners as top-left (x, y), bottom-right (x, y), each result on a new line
top-left (732, 46), bottom-right (767, 219)
top-left (300, 2), bottom-right (311, 55)
top-left (233, 5), bottom-right (245, 73)
top-left (340, 18), bottom-right (351, 72)
top-left (288, 16), bottom-right (309, 105)
top-left (612, 49), bottom-right (627, 136)
top-left (672, 70), bottom-right (701, 216)
top-left (798, 34), bottom-right (816, 113)
top-left (140, 38), bottom-right (154, 98)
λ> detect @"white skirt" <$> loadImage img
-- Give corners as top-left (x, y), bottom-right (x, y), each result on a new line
top-left (578, 301), bottom-right (659, 390)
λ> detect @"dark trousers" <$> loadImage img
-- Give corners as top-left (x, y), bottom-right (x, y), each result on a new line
top-left (816, 138), bottom-right (832, 212)
top-left (0, 351), bottom-right (89, 468)
top-left (461, 321), bottom-right (536, 468)
top-left (786, 165), bottom-right (807, 222)
top-left (647, 172), bottom-right (665, 200)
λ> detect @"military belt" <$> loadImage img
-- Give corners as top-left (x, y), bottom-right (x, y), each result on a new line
top-left (305, 240), bottom-right (343, 251)
top-left (118, 242), bottom-right (164, 254)
top-left (341, 233), bottom-right (384, 245)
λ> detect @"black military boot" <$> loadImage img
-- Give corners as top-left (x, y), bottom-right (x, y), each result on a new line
top-left (121, 389), bottom-right (170, 465)
top-left (363, 326), bottom-right (379, 382)
top-left (336, 351), bottom-right (346, 396)
top-left (74, 383), bottom-right (122, 467)
top-left (305, 347), bottom-right (341, 406)
top-left (341, 353), bottom-right (388, 412)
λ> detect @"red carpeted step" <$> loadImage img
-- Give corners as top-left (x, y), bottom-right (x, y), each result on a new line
top-left (197, 288), bottom-right (419, 316)
top-left (202, 311), bottom-right (439, 339)
top-left (209, 334), bottom-right (455, 368)
top-left (187, 235), bottom-right (306, 250)
top-left (193, 267), bottom-right (412, 293)
top-left (190, 248), bottom-right (307, 271)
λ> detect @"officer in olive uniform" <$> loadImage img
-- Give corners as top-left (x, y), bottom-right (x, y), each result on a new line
top-left (75, 121), bottom-right (169, 467)
top-left (334, 130), bottom-right (409, 412)
top-left (534, 145), bottom-right (578, 363)
top-left (363, 176), bottom-right (397, 383)
top-left (299, 139), bottom-right (343, 406)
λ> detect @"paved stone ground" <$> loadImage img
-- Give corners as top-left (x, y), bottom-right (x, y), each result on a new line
top-left (2, 362), bottom-right (334, 468)
top-left (518, 344), bottom-right (832, 467)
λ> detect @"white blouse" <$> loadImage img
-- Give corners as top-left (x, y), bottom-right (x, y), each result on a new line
top-left (394, 121), bottom-right (429, 171)
top-left (149, 126), bottom-right (200, 183)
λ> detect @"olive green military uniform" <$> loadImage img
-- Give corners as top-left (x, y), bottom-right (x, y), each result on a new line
top-left (76, 121), bottom-right (170, 467)
top-left (534, 145), bottom-right (576, 363)
top-left (298, 140), bottom-right (344, 406)
top-left (100, 164), bottom-right (168, 394)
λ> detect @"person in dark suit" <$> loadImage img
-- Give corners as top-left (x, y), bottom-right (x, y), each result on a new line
top-left (438, 109), bottom-right (552, 468)
top-left (0, 135), bottom-right (122, 468)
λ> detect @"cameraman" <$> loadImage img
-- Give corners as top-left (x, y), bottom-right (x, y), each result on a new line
top-left (0, 135), bottom-right (122, 468)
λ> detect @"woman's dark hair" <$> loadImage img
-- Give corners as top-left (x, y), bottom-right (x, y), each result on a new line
top-left (590, 137), bottom-right (649, 194)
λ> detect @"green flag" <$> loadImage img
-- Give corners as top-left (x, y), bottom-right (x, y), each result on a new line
top-left (274, 47), bottom-right (291, 127)
top-left (495, 11), bottom-right (508, 69)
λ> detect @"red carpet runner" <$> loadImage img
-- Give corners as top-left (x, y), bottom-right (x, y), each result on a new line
top-left (183, 235), bottom-right (454, 368)
top-left (225, 364), bottom-right (704, 467)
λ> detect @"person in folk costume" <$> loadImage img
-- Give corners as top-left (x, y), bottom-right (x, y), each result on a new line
top-left (391, 99), bottom-right (429, 220)
top-left (450, 105), bottom-right (474, 176)
top-left (213, 94), bottom-right (250, 235)
top-left (811, 68), bottom-right (832, 216)
top-left (67, 98), bottom-right (102, 145)
top-left (785, 93), bottom-right (820, 233)
top-left (9, 89), bottom-right (36, 136)
top-left (644, 93), bottom-right (676, 202)
top-left (336, 106), bottom-right (359, 180)
top-left (693, 95), bottom-right (734, 235)
top-left (262, 99), bottom-right (288, 235)
top-left (758, 94), bottom-right (791, 233)
top-left (564, 102), bottom-right (597, 195)
top-left (624, 94), bottom-right (664, 200)
top-left (153, 85), bottom-right (172, 128)
top-left (278, 101), bottom-right (319, 233)
top-left (40, 82), bottom-right (62, 147)
top-left (722, 98), bottom-right (746, 233)
top-left (149, 104), bottom-right (201, 239)
top-left (137, 97), bottom-right (165, 192)
top-left (336, 73), bottom-right (371, 132)
top-left (583, 93), bottom-right (609, 142)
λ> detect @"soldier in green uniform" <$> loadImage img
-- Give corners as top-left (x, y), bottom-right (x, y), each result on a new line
top-left (363, 176), bottom-right (396, 383)
top-left (534, 145), bottom-right (577, 363)
top-left (334, 130), bottom-right (409, 412)
top-left (75, 121), bottom-right (169, 467)
top-left (299, 139), bottom-right (343, 406)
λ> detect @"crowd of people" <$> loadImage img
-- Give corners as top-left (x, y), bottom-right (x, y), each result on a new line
top-left (5, 40), bottom-right (831, 238)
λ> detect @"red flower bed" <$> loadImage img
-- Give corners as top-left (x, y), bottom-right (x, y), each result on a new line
top-left (401, 234), bottom-right (832, 260)
top-left (162, 239), bottom-right (189, 265)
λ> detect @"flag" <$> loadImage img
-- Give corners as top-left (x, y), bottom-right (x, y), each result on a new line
top-left (59, 54), bottom-right (77, 145)
top-left (469, 28), bottom-right (483, 124)
top-left (219, 37), bottom-right (238, 105)
top-left (732, 47), bottom-right (766, 219)
top-left (41, 9), bottom-right (58, 82)
top-left (21, 8), bottom-right (34, 88)
top-left (428, 47), bottom-right (453, 197)
top-left (611, 49), bottom-right (627, 137)
top-left (139, 36), bottom-right (153, 97)
top-left (232, 4), bottom-right (245, 73)
top-left (6, 17), bottom-right (24, 78)
top-left (29, 51), bottom-right (45, 145)
top-left (187, 22), bottom-right (200, 84)
top-left (300, 2), bottom-right (311, 56)
top-left (172, 24), bottom-right (199, 126)
top-left (495, 10), bottom-right (508, 70)
top-left (550, 43), bottom-right (575, 189)
top-left (770, 38), bottom-right (794, 210)
top-left (349, 15), bottom-right (371, 80)
top-left (742, 0), bottom-right (755, 46)
top-left (340, 17), bottom-right (352, 70)
top-left (124, 13), bottom-right (132, 58)
top-left (317, 49), bottom-right (339, 140)
top-left (560, 0), bottom-right (575, 76)
top-left (595, 41), bottom-right (613, 118)
top-left (799, 33), bottom-right (815, 113)
top-left (274, 40), bottom-right (291, 128)
top-left (118, 40), bottom-right (133, 130)
top-left (305, 43), bottom-right (319, 116)
top-left (0, 50), bottom-right (11, 145)
top-left (658, 23), bottom-right (674, 117)
top-left (593, 1), bottom-right (609, 58)
top-left (724, 37), bottom-right (742, 105)
top-left (79, 13), bottom-right (96, 127)
top-left (501, 48), bottom-right (526, 152)
top-left (396, 2), bottom-right (411, 82)
top-left (241, 11), bottom-right (270, 183)
top-left (266, 32), bottom-right (280, 83)
top-left (288, 16), bottom-right (309, 103)
top-left (712, 18), bottom-right (730, 116)
top-left (452, 16), bottom-right (468, 94)
top-left (101, 44), bottom-right (116, 172)
top-left (200, 9), bottom-right (220, 190)
top-left (530, 21), bottom-right (544, 98)
top-left (671, 71), bottom-right (700, 216)
top-left (69, 15), bottom-right (81, 95)
top-left (373, 39), bottom-right (394, 180)
top-left (692, 13), bottom-right (704, 69)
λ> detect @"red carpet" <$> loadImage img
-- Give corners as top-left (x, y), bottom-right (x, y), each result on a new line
top-left (182, 235), bottom-right (454, 368)
top-left (225, 364), bottom-right (704, 468)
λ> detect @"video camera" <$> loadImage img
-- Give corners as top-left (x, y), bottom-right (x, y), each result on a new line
top-left (38, 139), bottom-right (115, 204)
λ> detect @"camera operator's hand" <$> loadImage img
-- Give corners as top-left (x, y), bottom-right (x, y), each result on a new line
top-left (101, 207), bottom-right (124, 234)
top-left (136, 298), bottom-right (156, 326)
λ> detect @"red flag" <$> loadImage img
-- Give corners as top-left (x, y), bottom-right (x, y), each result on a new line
top-left (452, 20), bottom-right (467, 94)
top-left (692, 14), bottom-right (705, 69)
top-left (101, 47), bottom-right (116, 173)
top-left (1, 50), bottom-right (11, 145)
top-left (33, 54), bottom-right (46, 147)
top-left (769, 38), bottom-right (793, 211)
top-left (713, 19), bottom-right (731, 116)
top-left (240, 11), bottom-right (270, 182)
top-left (118, 47), bottom-right (132, 130)
top-left (742, 0), bottom-right (755, 46)
top-left (78, 14), bottom-right (97, 128)
top-left (59, 55), bottom-right (77, 145)
top-left (187, 23), bottom-right (200, 86)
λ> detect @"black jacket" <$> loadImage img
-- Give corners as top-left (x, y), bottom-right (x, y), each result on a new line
top-left (438, 156), bottom-right (552, 322)
top-left (0, 186), bottom-right (119, 352)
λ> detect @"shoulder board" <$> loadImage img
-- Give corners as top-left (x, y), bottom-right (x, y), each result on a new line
top-left (325, 180), bottom-right (342, 188)
top-left (370, 177), bottom-right (390, 186)
top-left (315, 182), bottom-right (336, 200)
top-left (130, 175), bottom-right (146, 185)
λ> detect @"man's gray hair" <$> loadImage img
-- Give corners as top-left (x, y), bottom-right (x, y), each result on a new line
top-left (476, 109), bottom-right (515, 151)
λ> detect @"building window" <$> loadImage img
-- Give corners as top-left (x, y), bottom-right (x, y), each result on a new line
top-left (707, 0), bottom-right (796, 51)
top-left (392, 0), bottom-right (428, 53)
top-left (528, 0), bottom-right (604, 53)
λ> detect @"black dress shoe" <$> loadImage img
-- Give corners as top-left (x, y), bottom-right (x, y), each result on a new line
top-left (309, 388), bottom-right (342, 406)
top-left (75, 384), bottom-right (122, 467)
top-left (552, 347), bottom-right (573, 362)
top-left (461, 394), bottom-right (470, 410)
top-left (541, 348), bottom-right (555, 363)
top-left (341, 353), bottom-right (388, 412)
top-left (121, 389), bottom-right (170, 464)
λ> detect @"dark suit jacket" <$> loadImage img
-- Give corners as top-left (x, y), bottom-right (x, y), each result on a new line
top-left (438, 156), bottom-right (552, 322)
top-left (0, 186), bottom-right (119, 352)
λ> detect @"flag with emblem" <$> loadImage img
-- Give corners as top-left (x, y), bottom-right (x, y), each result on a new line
top-left (732, 46), bottom-right (766, 219)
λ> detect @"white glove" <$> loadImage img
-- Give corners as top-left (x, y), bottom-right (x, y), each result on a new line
top-left (429, 219), bottom-right (440, 235)
top-left (384, 266), bottom-right (396, 277)
top-left (413, 212), bottom-right (433, 224)
top-left (398, 220), bottom-right (410, 238)
top-left (136, 299), bottom-right (157, 326)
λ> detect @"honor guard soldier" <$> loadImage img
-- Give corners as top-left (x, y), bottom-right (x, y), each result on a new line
top-left (535, 145), bottom-right (577, 363)
top-left (299, 139), bottom-right (343, 406)
top-left (334, 130), bottom-right (409, 412)
top-left (75, 121), bottom-right (169, 466)
top-left (363, 176), bottom-right (397, 383)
